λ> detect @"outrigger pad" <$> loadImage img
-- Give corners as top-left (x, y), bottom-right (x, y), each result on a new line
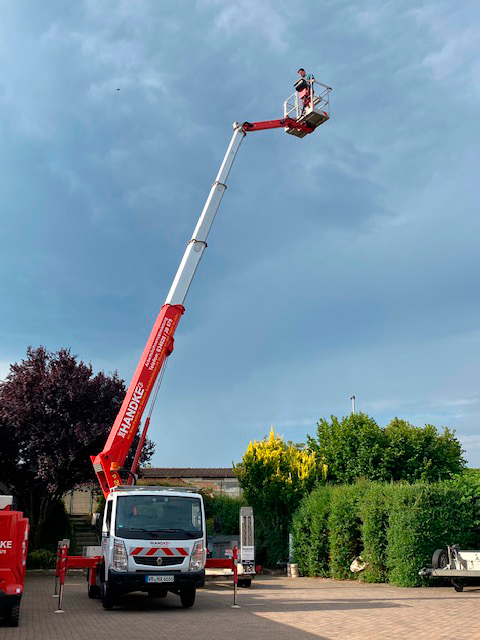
top-left (294, 78), bottom-right (309, 92)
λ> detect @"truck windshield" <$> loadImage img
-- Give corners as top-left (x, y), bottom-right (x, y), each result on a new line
top-left (115, 495), bottom-right (203, 540)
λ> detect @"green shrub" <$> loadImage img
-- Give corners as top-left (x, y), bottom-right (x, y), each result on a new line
top-left (387, 482), bottom-right (475, 587)
top-left (27, 549), bottom-right (56, 569)
top-left (446, 469), bottom-right (480, 547)
top-left (38, 500), bottom-right (72, 551)
top-left (254, 517), bottom-right (287, 567)
top-left (329, 482), bottom-right (367, 579)
top-left (204, 494), bottom-right (247, 536)
top-left (293, 485), bottom-right (331, 576)
top-left (359, 483), bottom-right (389, 583)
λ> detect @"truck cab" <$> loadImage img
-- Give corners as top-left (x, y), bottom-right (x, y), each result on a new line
top-left (97, 486), bottom-right (206, 609)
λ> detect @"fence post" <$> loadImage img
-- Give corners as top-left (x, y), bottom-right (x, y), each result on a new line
top-left (54, 544), bottom-right (68, 614)
top-left (231, 546), bottom-right (240, 609)
top-left (53, 541), bottom-right (62, 597)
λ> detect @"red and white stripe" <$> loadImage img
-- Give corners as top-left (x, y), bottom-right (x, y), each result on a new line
top-left (129, 546), bottom-right (189, 557)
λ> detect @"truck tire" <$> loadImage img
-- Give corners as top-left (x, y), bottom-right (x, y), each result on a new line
top-left (238, 578), bottom-right (252, 588)
top-left (7, 603), bottom-right (20, 627)
top-left (101, 582), bottom-right (115, 610)
top-left (88, 584), bottom-right (101, 599)
top-left (432, 549), bottom-right (448, 569)
top-left (180, 588), bottom-right (196, 608)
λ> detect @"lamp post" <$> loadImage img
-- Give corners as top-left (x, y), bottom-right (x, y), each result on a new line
top-left (350, 395), bottom-right (356, 415)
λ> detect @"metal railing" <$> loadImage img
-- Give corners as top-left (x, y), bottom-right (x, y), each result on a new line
top-left (284, 79), bottom-right (332, 121)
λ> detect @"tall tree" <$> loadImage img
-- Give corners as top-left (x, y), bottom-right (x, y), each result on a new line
top-left (0, 346), bottom-right (155, 548)
top-left (307, 413), bottom-right (387, 484)
top-left (307, 413), bottom-right (465, 484)
top-left (382, 417), bottom-right (465, 482)
top-left (235, 428), bottom-right (319, 565)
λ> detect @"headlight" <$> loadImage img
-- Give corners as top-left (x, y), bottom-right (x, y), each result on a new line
top-left (189, 541), bottom-right (205, 571)
top-left (113, 539), bottom-right (128, 571)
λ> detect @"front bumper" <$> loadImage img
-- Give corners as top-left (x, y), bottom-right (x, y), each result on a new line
top-left (107, 569), bottom-right (205, 593)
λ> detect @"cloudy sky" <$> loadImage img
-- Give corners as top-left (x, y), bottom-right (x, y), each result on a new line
top-left (1, 0), bottom-right (479, 468)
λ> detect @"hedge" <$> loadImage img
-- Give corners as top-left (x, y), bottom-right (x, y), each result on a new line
top-left (292, 473), bottom-right (480, 586)
top-left (359, 483), bottom-right (389, 583)
top-left (292, 485), bottom-right (331, 576)
top-left (328, 483), bottom-right (366, 579)
top-left (387, 482), bottom-right (477, 586)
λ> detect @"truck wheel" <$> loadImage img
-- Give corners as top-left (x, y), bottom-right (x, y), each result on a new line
top-left (180, 588), bottom-right (196, 608)
top-left (101, 582), bottom-right (115, 610)
top-left (88, 584), bottom-right (101, 599)
top-left (238, 578), bottom-right (252, 588)
top-left (432, 549), bottom-right (448, 569)
top-left (8, 603), bottom-right (20, 627)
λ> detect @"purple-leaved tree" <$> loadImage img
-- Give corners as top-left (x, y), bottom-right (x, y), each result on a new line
top-left (0, 346), bottom-right (155, 549)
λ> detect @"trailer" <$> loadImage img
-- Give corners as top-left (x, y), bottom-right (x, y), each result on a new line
top-left (0, 496), bottom-right (29, 626)
top-left (419, 545), bottom-right (480, 592)
top-left (206, 506), bottom-right (255, 588)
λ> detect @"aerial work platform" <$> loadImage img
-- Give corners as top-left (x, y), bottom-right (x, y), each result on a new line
top-left (284, 79), bottom-right (332, 138)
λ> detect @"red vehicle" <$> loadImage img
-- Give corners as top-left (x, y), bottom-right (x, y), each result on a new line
top-left (0, 496), bottom-right (29, 627)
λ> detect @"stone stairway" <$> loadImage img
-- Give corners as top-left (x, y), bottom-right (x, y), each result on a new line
top-left (70, 514), bottom-right (99, 553)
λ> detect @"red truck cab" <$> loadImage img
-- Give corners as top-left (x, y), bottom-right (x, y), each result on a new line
top-left (0, 496), bottom-right (29, 627)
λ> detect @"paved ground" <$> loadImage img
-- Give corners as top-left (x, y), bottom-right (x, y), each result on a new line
top-left (2, 575), bottom-right (480, 640)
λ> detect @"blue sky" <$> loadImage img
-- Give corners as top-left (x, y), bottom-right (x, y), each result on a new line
top-left (1, 0), bottom-right (479, 468)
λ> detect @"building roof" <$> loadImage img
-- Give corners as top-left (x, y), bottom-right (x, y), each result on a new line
top-left (140, 467), bottom-right (237, 479)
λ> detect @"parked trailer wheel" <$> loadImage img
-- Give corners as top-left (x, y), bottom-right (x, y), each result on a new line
top-left (238, 578), bottom-right (252, 588)
top-left (179, 588), bottom-right (196, 608)
top-left (452, 579), bottom-right (464, 592)
top-left (432, 549), bottom-right (448, 569)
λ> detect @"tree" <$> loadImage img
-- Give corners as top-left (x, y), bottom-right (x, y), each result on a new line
top-left (235, 428), bottom-right (319, 565)
top-left (307, 413), bottom-right (386, 484)
top-left (382, 418), bottom-right (465, 482)
top-left (0, 346), bottom-right (155, 548)
top-left (307, 413), bottom-right (465, 484)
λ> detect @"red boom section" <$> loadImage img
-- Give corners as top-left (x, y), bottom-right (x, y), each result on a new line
top-left (242, 118), bottom-right (315, 134)
top-left (91, 303), bottom-right (184, 495)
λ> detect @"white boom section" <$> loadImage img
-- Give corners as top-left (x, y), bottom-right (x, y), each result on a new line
top-left (165, 123), bottom-right (246, 306)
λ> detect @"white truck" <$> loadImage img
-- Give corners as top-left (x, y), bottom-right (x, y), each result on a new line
top-left (89, 486), bottom-right (205, 609)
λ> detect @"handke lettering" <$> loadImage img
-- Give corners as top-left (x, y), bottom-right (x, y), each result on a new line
top-left (0, 540), bottom-right (13, 549)
top-left (118, 384), bottom-right (145, 438)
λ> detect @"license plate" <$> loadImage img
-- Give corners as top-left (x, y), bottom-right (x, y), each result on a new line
top-left (146, 575), bottom-right (174, 584)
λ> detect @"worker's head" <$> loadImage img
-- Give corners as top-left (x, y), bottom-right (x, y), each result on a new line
top-left (298, 68), bottom-right (306, 77)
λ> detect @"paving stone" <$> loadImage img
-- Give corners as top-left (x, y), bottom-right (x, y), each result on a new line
top-left (1, 575), bottom-right (480, 640)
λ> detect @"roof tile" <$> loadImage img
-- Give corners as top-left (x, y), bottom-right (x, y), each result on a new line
top-left (140, 467), bottom-right (237, 479)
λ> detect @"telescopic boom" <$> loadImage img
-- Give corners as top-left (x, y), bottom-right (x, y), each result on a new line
top-left (91, 109), bottom-right (329, 496)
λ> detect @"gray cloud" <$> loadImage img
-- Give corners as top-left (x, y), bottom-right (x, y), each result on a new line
top-left (1, 0), bottom-right (479, 467)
